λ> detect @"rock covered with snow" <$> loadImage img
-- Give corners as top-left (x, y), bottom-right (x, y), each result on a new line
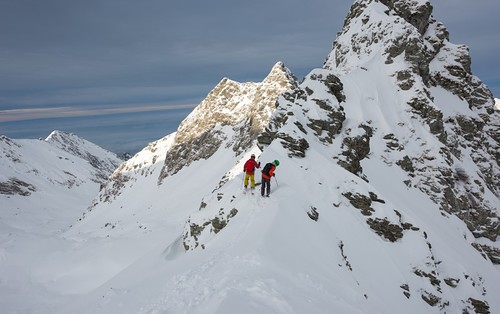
top-left (181, 0), bottom-right (500, 312)
top-left (0, 131), bottom-right (120, 197)
top-left (45, 130), bottom-right (121, 182)
top-left (0, 129), bottom-right (121, 238)
top-left (323, 0), bottom-right (499, 241)
top-left (91, 133), bottom-right (176, 205)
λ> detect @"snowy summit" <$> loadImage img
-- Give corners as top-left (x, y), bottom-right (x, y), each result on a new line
top-left (1, 1), bottom-right (499, 313)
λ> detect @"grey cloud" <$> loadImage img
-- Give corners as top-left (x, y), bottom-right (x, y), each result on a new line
top-left (0, 0), bottom-right (350, 105)
top-left (1, 0), bottom-right (498, 152)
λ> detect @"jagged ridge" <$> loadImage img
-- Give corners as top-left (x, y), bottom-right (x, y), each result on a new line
top-left (157, 62), bottom-right (298, 181)
top-left (181, 0), bottom-right (500, 312)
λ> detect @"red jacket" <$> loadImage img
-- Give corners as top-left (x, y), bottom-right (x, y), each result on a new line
top-left (244, 159), bottom-right (260, 174)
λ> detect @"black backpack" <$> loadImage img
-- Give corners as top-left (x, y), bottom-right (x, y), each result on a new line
top-left (262, 163), bottom-right (273, 176)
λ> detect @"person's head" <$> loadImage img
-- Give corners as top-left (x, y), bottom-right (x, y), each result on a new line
top-left (273, 160), bottom-right (280, 166)
top-left (251, 154), bottom-right (255, 159)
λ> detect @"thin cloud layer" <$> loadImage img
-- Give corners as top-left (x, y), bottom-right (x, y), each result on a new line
top-left (0, 103), bottom-right (196, 123)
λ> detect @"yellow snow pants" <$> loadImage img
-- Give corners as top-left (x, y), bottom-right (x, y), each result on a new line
top-left (244, 173), bottom-right (256, 188)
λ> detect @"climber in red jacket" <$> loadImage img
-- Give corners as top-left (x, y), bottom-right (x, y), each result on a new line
top-left (243, 154), bottom-right (260, 191)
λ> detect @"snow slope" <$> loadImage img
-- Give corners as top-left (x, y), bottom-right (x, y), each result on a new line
top-left (0, 131), bottom-right (121, 313)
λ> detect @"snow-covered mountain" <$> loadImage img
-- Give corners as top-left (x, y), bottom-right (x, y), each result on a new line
top-left (1, 130), bottom-right (121, 223)
top-left (1, 0), bottom-right (499, 313)
top-left (0, 131), bottom-right (121, 313)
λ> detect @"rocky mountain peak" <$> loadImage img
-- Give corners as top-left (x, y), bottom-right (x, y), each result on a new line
top-left (265, 0), bottom-right (499, 261)
top-left (325, 0), bottom-right (435, 74)
top-left (325, 0), bottom-right (493, 109)
top-left (157, 62), bottom-right (298, 181)
top-left (263, 61), bottom-right (298, 86)
top-left (174, 62), bottom-right (297, 145)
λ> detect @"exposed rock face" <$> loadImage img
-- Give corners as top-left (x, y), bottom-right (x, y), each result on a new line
top-left (0, 177), bottom-right (36, 196)
top-left (158, 62), bottom-right (298, 181)
top-left (257, 69), bottom-right (346, 158)
top-left (183, 205), bottom-right (238, 251)
top-left (323, 0), bottom-right (499, 258)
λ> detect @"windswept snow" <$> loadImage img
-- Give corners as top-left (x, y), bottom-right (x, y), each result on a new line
top-left (1, 0), bottom-right (499, 313)
top-left (56, 136), bottom-right (500, 314)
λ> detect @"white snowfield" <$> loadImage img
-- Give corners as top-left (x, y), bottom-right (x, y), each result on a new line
top-left (1, 0), bottom-right (499, 313)
top-left (0, 131), bottom-right (122, 312)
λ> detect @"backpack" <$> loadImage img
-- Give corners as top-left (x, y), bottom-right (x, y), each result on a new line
top-left (262, 163), bottom-right (273, 176)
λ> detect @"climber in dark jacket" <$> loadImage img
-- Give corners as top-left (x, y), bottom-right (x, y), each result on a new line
top-left (261, 160), bottom-right (279, 197)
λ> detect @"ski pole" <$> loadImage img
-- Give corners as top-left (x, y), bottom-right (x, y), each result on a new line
top-left (273, 176), bottom-right (279, 187)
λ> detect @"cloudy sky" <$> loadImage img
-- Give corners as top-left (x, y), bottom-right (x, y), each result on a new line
top-left (1, 0), bottom-right (499, 153)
